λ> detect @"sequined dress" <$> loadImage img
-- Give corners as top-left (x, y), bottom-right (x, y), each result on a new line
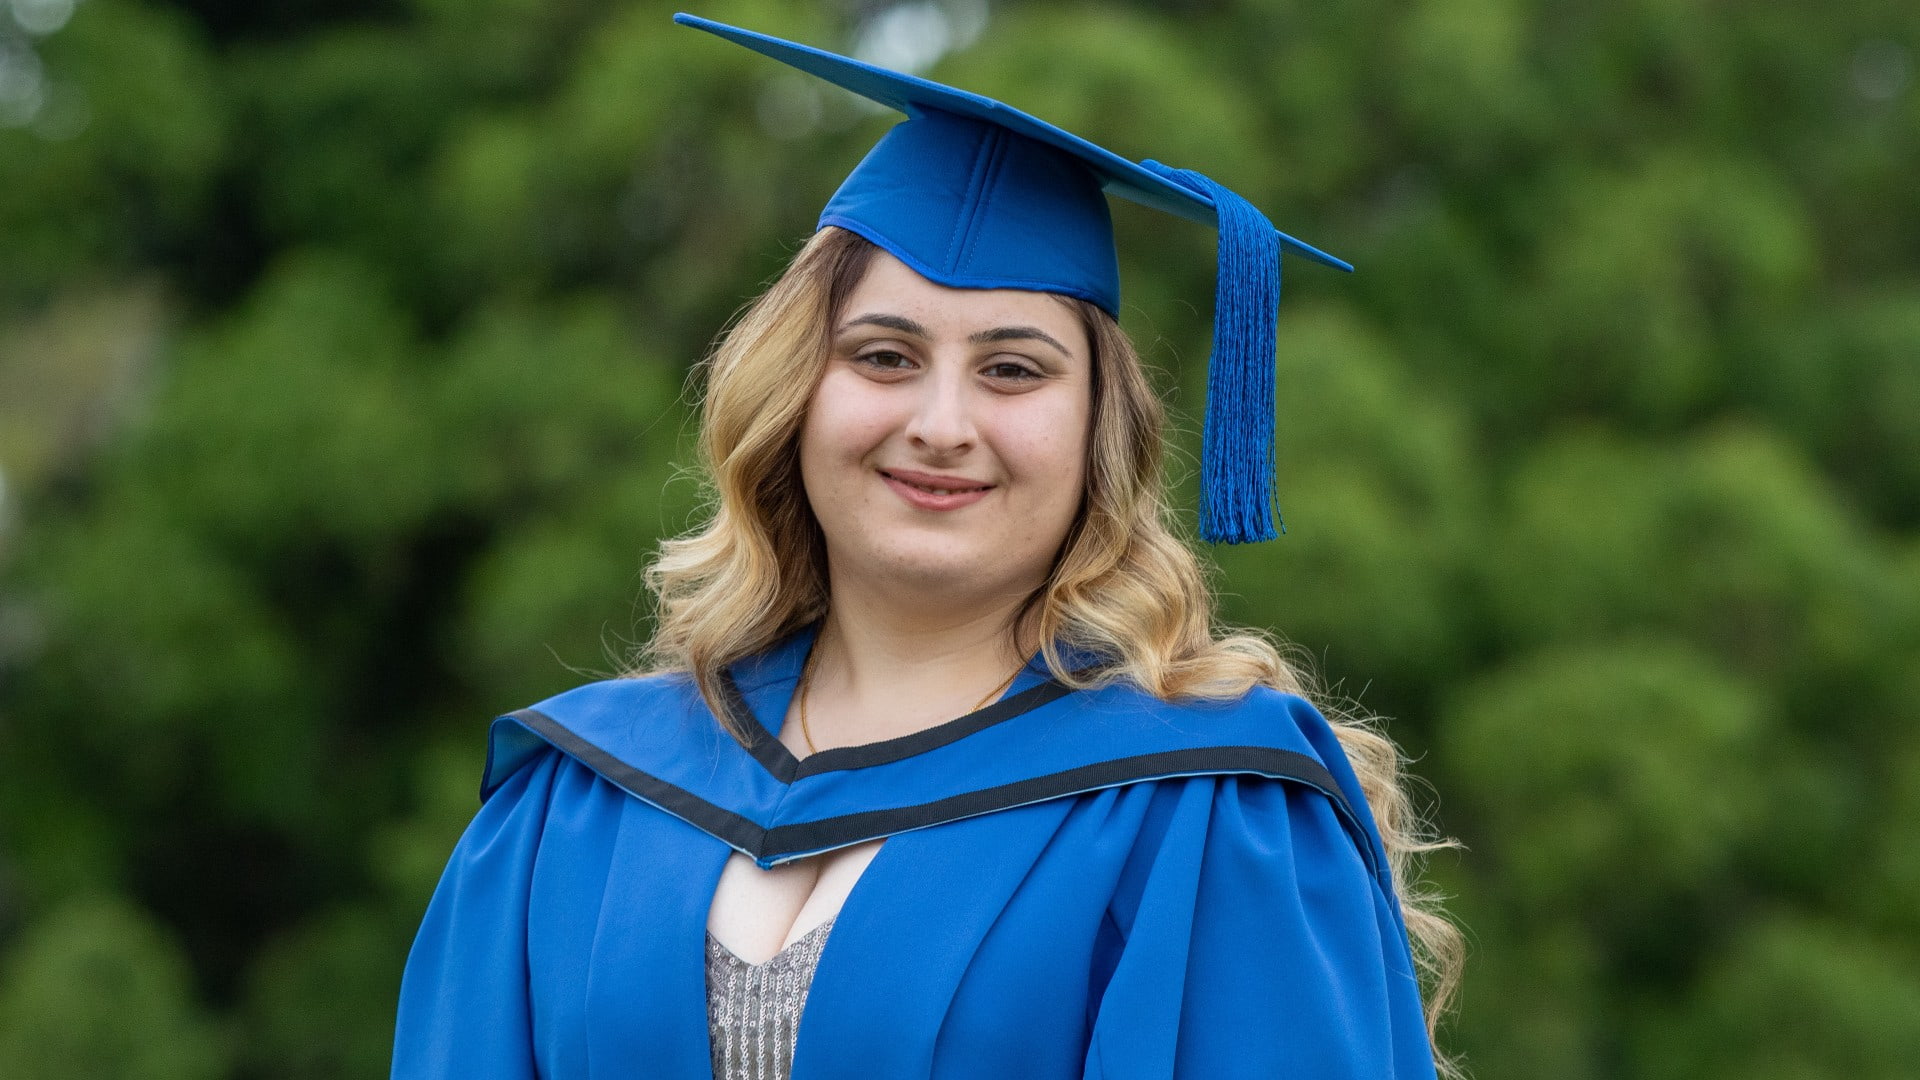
top-left (704, 915), bottom-right (837, 1079)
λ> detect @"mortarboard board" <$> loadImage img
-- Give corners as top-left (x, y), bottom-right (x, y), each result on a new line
top-left (674, 12), bottom-right (1353, 544)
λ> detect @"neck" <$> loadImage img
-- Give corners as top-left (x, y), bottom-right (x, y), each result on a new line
top-left (817, 575), bottom-right (1033, 689)
top-left (803, 573), bottom-right (1036, 743)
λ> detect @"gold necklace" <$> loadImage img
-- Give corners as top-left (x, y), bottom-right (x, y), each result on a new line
top-left (796, 646), bottom-right (1024, 755)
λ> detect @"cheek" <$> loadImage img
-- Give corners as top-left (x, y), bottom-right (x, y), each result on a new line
top-left (796, 392), bottom-right (840, 506)
top-left (799, 373), bottom-right (891, 489)
top-left (998, 404), bottom-right (1090, 517)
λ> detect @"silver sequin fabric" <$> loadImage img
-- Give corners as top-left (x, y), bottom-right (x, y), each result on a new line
top-left (705, 915), bottom-right (837, 1080)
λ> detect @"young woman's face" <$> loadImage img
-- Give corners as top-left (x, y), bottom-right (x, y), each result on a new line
top-left (799, 250), bottom-right (1093, 603)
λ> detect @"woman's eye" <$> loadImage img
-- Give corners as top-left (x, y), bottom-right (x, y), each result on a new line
top-left (984, 360), bottom-right (1041, 381)
top-left (856, 349), bottom-right (913, 370)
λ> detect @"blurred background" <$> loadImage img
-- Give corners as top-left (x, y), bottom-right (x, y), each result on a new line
top-left (0, 0), bottom-right (1916, 1076)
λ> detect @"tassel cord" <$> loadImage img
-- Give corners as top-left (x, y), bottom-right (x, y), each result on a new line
top-left (1139, 161), bottom-right (1283, 544)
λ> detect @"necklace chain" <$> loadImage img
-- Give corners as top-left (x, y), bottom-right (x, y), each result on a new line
top-left (796, 644), bottom-right (1022, 756)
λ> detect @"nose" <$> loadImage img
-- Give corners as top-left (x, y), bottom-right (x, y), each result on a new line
top-left (902, 360), bottom-right (977, 456)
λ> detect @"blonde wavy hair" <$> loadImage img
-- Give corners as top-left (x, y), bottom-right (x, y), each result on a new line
top-left (639, 226), bottom-right (1464, 1062)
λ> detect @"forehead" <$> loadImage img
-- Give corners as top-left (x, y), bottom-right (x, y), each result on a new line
top-left (838, 250), bottom-right (1089, 349)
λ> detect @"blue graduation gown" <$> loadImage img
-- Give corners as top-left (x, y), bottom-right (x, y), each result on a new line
top-left (391, 628), bottom-right (1437, 1078)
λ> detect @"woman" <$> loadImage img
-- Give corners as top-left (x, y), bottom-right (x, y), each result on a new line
top-left (392, 14), bottom-right (1460, 1080)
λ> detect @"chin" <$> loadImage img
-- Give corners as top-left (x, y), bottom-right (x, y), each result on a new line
top-left (845, 531), bottom-right (1030, 594)
top-left (871, 538), bottom-right (994, 584)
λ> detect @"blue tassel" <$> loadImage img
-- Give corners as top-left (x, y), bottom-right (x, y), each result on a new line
top-left (1140, 160), bottom-right (1283, 544)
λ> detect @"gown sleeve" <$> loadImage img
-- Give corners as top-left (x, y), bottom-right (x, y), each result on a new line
top-left (1083, 774), bottom-right (1437, 1080)
top-left (390, 748), bottom-right (563, 1080)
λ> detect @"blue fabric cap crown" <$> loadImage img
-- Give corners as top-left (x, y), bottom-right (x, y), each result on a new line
top-left (674, 13), bottom-right (1353, 543)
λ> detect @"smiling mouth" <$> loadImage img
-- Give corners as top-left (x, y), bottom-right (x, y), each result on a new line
top-left (879, 470), bottom-right (994, 495)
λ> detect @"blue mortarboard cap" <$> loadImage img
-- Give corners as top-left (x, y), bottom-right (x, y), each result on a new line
top-left (674, 12), bottom-right (1353, 543)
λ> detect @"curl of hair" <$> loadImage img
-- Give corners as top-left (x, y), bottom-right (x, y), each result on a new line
top-left (639, 226), bottom-right (1463, 1070)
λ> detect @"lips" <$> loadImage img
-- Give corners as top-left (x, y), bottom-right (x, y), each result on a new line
top-left (878, 468), bottom-right (995, 511)
top-left (881, 469), bottom-right (992, 493)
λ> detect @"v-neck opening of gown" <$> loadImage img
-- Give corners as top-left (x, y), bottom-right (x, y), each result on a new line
top-left (721, 623), bottom-right (1096, 782)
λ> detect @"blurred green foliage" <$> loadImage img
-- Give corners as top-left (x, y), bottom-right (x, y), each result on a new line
top-left (0, 0), bottom-right (1916, 1076)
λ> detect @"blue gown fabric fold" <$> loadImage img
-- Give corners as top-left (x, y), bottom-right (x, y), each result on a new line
top-left (392, 627), bottom-right (1437, 1078)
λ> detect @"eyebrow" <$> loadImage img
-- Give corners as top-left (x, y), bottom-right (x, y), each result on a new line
top-left (836, 313), bottom-right (1072, 358)
top-left (969, 325), bottom-right (1072, 357)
